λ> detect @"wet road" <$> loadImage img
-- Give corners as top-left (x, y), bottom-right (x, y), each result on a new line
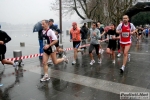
top-left (0, 35), bottom-right (150, 100)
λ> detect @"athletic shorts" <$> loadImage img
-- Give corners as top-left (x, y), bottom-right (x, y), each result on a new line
top-left (55, 40), bottom-right (59, 48)
top-left (0, 54), bottom-right (5, 61)
top-left (120, 43), bottom-right (131, 48)
top-left (43, 45), bottom-right (56, 55)
top-left (73, 41), bottom-right (81, 48)
top-left (89, 44), bottom-right (99, 55)
top-left (138, 33), bottom-right (142, 36)
top-left (107, 42), bottom-right (116, 51)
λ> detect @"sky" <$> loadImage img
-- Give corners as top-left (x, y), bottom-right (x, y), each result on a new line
top-left (0, 0), bottom-right (80, 25)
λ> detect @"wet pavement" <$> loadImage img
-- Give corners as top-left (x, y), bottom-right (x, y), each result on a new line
top-left (1, 35), bottom-right (150, 100)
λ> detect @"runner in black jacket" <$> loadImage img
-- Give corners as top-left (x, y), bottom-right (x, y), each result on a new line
top-left (0, 30), bottom-right (18, 67)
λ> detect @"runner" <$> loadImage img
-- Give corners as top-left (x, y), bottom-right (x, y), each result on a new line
top-left (97, 22), bottom-right (104, 54)
top-left (137, 26), bottom-right (143, 41)
top-left (0, 26), bottom-right (18, 86)
top-left (40, 20), bottom-right (68, 82)
top-left (54, 29), bottom-right (66, 55)
top-left (0, 28), bottom-right (18, 67)
top-left (102, 23), bottom-right (120, 64)
top-left (117, 20), bottom-right (123, 57)
top-left (116, 15), bottom-right (136, 73)
top-left (70, 22), bottom-right (84, 65)
top-left (88, 22), bottom-right (102, 65)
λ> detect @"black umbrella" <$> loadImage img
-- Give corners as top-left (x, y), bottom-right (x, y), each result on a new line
top-left (33, 21), bottom-right (42, 32)
top-left (80, 19), bottom-right (93, 24)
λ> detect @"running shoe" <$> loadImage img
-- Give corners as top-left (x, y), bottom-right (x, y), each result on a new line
top-left (90, 60), bottom-right (95, 65)
top-left (98, 58), bottom-right (102, 63)
top-left (117, 53), bottom-right (121, 57)
top-left (99, 49), bottom-right (102, 54)
top-left (40, 74), bottom-right (50, 82)
top-left (48, 59), bottom-right (53, 65)
top-left (63, 55), bottom-right (69, 64)
top-left (120, 65), bottom-right (125, 73)
top-left (128, 53), bottom-right (131, 58)
top-left (99, 49), bottom-right (104, 54)
top-left (112, 60), bottom-right (115, 64)
top-left (72, 61), bottom-right (76, 65)
top-left (101, 49), bottom-right (104, 54)
top-left (13, 62), bottom-right (19, 68)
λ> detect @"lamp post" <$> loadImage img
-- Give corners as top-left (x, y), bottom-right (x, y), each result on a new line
top-left (59, 0), bottom-right (62, 44)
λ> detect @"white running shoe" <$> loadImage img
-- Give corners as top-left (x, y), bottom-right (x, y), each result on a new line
top-left (128, 53), bottom-right (131, 58)
top-left (101, 49), bottom-right (104, 54)
top-left (98, 58), bottom-right (102, 63)
top-left (13, 62), bottom-right (19, 68)
top-left (63, 55), bottom-right (69, 64)
top-left (117, 53), bottom-right (121, 57)
top-left (99, 49), bottom-right (102, 54)
top-left (90, 60), bottom-right (95, 65)
top-left (120, 65), bottom-right (125, 73)
top-left (40, 74), bottom-right (50, 82)
top-left (48, 59), bottom-right (53, 65)
top-left (112, 60), bottom-right (115, 64)
top-left (72, 61), bottom-right (76, 65)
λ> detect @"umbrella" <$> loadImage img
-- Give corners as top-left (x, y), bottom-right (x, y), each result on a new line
top-left (80, 19), bottom-right (93, 24)
top-left (104, 26), bottom-right (111, 32)
top-left (33, 21), bottom-right (42, 32)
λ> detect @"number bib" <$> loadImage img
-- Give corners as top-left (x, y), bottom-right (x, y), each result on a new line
top-left (122, 32), bottom-right (129, 38)
top-left (109, 35), bottom-right (115, 39)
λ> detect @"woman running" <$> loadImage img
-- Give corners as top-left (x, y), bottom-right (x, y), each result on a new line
top-left (102, 24), bottom-right (120, 64)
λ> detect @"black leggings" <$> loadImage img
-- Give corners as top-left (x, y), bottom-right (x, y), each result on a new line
top-left (89, 44), bottom-right (99, 55)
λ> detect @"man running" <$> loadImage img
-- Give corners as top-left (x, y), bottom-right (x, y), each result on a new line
top-left (0, 25), bottom-right (18, 86)
top-left (70, 22), bottom-right (84, 65)
top-left (116, 15), bottom-right (136, 73)
top-left (40, 20), bottom-right (68, 82)
top-left (97, 22), bottom-right (104, 54)
top-left (102, 23), bottom-right (120, 64)
top-left (88, 22), bottom-right (101, 65)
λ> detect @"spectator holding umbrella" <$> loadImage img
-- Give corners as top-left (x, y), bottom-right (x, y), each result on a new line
top-left (49, 19), bottom-right (57, 31)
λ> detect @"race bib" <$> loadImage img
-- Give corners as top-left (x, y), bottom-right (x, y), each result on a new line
top-left (109, 35), bottom-right (115, 39)
top-left (122, 32), bottom-right (129, 38)
top-left (43, 39), bottom-right (47, 46)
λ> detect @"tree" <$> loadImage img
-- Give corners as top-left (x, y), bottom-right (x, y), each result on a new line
top-left (51, 0), bottom-right (100, 20)
top-left (131, 12), bottom-right (150, 26)
top-left (51, 0), bottom-right (135, 25)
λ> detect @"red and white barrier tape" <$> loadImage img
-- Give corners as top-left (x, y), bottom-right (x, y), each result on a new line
top-left (6, 44), bottom-right (90, 61)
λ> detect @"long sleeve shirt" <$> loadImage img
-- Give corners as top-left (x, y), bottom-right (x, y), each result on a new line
top-left (88, 28), bottom-right (101, 44)
top-left (0, 30), bottom-right (11, 44)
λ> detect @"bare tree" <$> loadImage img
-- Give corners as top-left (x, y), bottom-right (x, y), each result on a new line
top-left (51, 0), bottom-right (100, 20)
top-left (51, 0), bottom-right (135, 25)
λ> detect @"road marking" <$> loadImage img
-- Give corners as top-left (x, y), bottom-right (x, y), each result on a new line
top-left (28, 67), bottom-right (149, 94)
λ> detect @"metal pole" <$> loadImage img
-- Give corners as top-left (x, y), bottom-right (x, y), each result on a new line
top-left (59, 0), bottom-right (62, 44)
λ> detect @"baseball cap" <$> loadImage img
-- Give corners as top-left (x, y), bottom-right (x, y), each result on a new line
top-left (49, 19), bottom-right (54, 22)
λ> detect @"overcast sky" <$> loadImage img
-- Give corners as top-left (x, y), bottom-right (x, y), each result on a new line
top-left (0, 0), bottom-right (80, 25)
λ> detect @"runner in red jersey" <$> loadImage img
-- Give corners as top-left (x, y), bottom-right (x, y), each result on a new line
top-left (116, 15), bottom-right (136, 73)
